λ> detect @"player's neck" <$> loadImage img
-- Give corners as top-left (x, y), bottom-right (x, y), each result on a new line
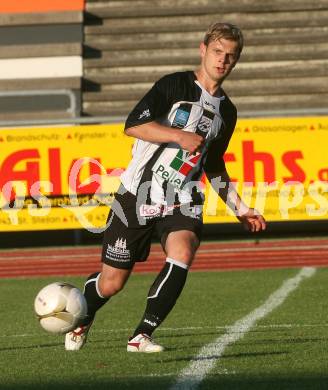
top-left (194, 70), bottom-right (222, 96)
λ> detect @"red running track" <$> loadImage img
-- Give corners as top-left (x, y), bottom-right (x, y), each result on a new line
top-left (1, 237), bottom-right (328, 278)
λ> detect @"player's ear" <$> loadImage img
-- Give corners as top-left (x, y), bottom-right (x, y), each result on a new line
top-left (199, 42), bottom-right (207, 58)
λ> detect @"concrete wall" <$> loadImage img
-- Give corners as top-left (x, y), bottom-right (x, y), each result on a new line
top-left (0, 1), bottom-right (84, 121)
top-left (83, 0), bottom-right (328, 117)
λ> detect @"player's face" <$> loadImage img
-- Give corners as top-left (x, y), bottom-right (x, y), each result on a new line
top-left (200, 38), bottom-right (239, 84)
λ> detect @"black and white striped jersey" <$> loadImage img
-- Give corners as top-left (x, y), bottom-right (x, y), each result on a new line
top-left (121, 71), bottom-right (237, 205)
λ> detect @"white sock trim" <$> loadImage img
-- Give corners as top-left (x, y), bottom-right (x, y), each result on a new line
top-left (84, 273), bottom-right (106, 299)
top-left (83, 277), bottom-right (96, 294)
top-left (147, 258), bottom-right (188, 300)
top-left (95, 273), bottom-right (106, 298)
top-left (166, 257), bottom-right (189, 270)
top-left (148, 262), bottom-right (173, 299)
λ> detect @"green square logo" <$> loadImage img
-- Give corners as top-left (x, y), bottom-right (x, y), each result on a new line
top-left (170, 157), bottom-right (183, 170)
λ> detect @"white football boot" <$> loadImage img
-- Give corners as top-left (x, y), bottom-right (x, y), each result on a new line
top-left (65, 322), bottom-right (92, 351)
top-left (127, 333), bottom-right (164, 353)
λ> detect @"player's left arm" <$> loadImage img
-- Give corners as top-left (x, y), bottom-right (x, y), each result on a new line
top-left (204, 129), bottom-right (266, 233)
top-left (206, 169), bottom-right (266, 232)
top-left (203, 97), bottom-right (266, 232)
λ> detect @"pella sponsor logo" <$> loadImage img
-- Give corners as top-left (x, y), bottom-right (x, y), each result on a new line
top-left (154, 164), bottom-right (183, 188)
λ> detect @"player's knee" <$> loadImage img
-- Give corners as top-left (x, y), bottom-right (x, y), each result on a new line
top-left (98, 276), bottom-right (126, 297)
top-left (179, 248), bottom-right (195, 263)
top-left (169, 247), bottom-right (195, 264)
top-left (165, 231), bottom-right (199, 263)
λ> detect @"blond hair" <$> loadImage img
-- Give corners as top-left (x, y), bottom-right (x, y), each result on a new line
top-left (203, 22), bottom-right (244, 58)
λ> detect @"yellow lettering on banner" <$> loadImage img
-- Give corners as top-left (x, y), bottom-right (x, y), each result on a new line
top-left (0, 124), bottom-right (132, 231)
top-left (203, 116), bottom-right (328, 223)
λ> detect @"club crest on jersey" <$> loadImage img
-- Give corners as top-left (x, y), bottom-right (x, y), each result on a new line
top-left (152, 149), bottom-right (201, 189)
top-left (196, 116), bottom-right (212, 134)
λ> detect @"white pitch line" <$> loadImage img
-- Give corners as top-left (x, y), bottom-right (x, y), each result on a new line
top-left (170, 266), bottom-right (316, 390)
top-left (2, 321), bottom-right (328, 339)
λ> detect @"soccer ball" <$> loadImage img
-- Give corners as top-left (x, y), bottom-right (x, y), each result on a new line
top-left (34, 282), bottom-right (87, 334)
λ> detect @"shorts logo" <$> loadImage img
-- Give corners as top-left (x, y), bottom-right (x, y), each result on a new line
top-left (106, 238), bottom-right (130, 262)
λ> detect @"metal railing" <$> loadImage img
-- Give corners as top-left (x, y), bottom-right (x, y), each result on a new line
top-left (0, 108), bottom-right (328, 128)
top-left (0, 115), bottom-right (124, 128)
top-left (0, 89), bottom-right (79, 118)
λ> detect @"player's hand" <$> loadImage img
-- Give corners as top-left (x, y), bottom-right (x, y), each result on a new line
top-left (237, 208), bottom-right (266, 232)
top-left (177, 132), bottom-right (204, 154)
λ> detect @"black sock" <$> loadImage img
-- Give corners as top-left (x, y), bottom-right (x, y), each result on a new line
top-left (80, 272), bottom-right (109, 326)
top-left (132, 258), bottom-right (188, 338)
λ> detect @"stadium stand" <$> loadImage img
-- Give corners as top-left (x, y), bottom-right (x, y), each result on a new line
top-left (0, 0), bottom-right (84, 121)
top-left (1, 1), bottom-right (327, 122)
top-left (83, 0), bottom-right (328, 117)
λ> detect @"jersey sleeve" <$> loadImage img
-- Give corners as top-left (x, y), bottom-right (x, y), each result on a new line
top-left (124, 75), bottom-right (174, 129)
top-left (204, 100), bottom-right (237, 175)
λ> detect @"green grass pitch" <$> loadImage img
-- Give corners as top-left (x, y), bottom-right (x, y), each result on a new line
top-left (0, 268), bottom-right (327, 389)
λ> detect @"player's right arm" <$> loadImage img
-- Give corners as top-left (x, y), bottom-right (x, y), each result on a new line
top-left (124, 73), bottom-right (204, 154)
top-left (125, 122), bottom-right (204, 154)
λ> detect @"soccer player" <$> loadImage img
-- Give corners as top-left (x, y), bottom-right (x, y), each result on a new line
top-left (65, 22), bottom-right (266, 352)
